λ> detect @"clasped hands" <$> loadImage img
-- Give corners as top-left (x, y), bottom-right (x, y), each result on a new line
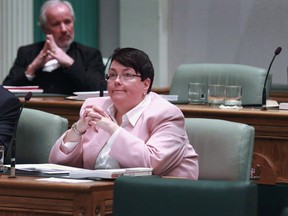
top-left (76, 105), bottom-right (119, 135)
top-left (26, 34), bottom-right (74, 76)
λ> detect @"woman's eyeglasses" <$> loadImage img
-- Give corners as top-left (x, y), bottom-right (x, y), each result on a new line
top-left (105, 73), bottom-right (141, 81)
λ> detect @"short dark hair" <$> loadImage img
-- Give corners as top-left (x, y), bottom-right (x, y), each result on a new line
top-left (111, 47), bottom-right (154, 93)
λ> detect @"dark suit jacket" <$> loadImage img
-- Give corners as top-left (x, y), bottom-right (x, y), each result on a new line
top-left (3, 41), bottom-right (106, 95)
top-left (0, 86), bottom-right (20, 155)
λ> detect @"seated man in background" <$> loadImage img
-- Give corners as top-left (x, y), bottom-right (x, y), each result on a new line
top-left (0, 85), bottom-right (20, 157)
top-left (3, 0), bottom-right (106, 95)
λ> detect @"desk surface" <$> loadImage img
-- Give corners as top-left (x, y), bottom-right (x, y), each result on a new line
top-left (0, 174), bottom-right (114, 215)
top-left (22, 96), bottom-right (288, 117)
top-left (23, 96), bottom-right (288, 114)
top-left (177, 104), bottom-right (288, 135)
top-left (24, 96), bottom-right (83, 106)
top-left (20, 96), bottom-right (288, 184)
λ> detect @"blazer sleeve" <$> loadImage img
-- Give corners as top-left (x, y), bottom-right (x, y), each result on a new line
top-left (48, 131), bottom-right (84, 168)
top-left (0, 90), bottom-right (20, 152)
top-left (2, 46), bottom-right (37, 86)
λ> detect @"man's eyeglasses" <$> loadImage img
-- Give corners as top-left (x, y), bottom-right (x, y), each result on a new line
top-left (105, 73), bottom-right (141, 81)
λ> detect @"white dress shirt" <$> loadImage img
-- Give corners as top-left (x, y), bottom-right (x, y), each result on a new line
top-left (62, 94), bottom-right (152, 169)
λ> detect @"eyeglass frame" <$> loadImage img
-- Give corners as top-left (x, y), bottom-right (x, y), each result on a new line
top-left (105, 72), bottom-right (142, 81)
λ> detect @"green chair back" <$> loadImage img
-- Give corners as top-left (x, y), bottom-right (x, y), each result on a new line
top-left (185, 118), bottom-right (255, 181)
top-left (5, 108), bottom-right (68, 164)
top-left (170, 63), bottom-right (271, 105)
top-left (113, 176), bottom-right (258, 216)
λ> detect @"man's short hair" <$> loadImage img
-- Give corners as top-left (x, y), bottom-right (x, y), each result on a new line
top-left (38, 0), bottom-right (75, 27)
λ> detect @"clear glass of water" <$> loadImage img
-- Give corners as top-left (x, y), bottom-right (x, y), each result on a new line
top-left (208, 84), bottom-right (225, 105)
top-left (188, 83), bottom-right (207, 104)
top-left (224, 85), bottom-right (242, 106)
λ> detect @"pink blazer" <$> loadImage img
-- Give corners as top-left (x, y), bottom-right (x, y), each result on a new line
top-left (49, 92), bottom-right (199, 179)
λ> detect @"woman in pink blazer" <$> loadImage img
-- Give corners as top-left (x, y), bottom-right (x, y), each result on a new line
top-left (49, 48), bottom-right (199, 179)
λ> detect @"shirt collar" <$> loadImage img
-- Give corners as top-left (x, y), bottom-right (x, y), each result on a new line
top-left (107, 93), bottom-right (152, 127)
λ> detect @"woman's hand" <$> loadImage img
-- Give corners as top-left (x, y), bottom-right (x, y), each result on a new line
top-left (84, 105), bottom-right (119, 135)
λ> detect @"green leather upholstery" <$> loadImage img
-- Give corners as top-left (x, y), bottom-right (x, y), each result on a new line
top-left (5, 108), bottom-right (68, 164)
top-left (258, 184), bottom-right (288, 216)
top-left (281, 208), bottom-right (288, 216)
top-left (170, 63), bottom-right (271, 105)
top-left (113, 119), bottom-right (256, 216)
top-left (185, 118), bottom-right (255, 181)
top-left (113, 176), bottom-right (258, 216)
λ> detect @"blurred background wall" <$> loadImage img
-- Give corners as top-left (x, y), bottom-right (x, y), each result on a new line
top-left (0, 0), bottom-right (288, 89)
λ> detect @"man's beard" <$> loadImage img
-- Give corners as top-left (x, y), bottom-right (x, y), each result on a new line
top-left (58, 34), bottom-right (74, 51)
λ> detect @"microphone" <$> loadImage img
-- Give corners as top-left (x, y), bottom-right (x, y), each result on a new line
top-left (261, 47), bottom-right (282, 110)
top-left (9, 92), bottom-right (32, 178)
top-left (100, 56), bottom-right (112, 97)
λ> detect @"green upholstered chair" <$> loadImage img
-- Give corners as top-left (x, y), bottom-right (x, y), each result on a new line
top-left (185, 118), bottom-right (255, 181)
top-left (281, 208), bottom-right (288, 216)
top-left (112, 119), bottom-right (256, 215)
top-left (113, 176), bottom-right (258, 216)
top-left (169, 63), bottom-right (271, 105)
top-left (5, 108), bottom-right (68, 164)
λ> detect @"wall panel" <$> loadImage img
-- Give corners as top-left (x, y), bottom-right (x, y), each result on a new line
top-left (0, 0), bottom-right (33, 82)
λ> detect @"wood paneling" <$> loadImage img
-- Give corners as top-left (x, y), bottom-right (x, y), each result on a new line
top-left (0, 175), bottom-right (114, 215)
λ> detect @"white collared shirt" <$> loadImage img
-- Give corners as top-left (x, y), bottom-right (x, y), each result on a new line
top-left (61, 94), bottom-right (152, 169)
top-left (95, 93), bottom-right (152, 169)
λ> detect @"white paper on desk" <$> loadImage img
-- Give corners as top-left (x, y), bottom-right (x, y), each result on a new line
top-left (219, 105), bottom-right (242, 110)
top-left (69, 167), bottom-right (153, 179)
top-left (72, 91), bottom-right (109, 100)
top-left (279, 103), bottom-right (288, 110)
top-left (4, 85), bottom-right (40, 89)
top-left (266, 99), bottom-right (279, 108)
top-left (3, 86), bottom-right (44, 93)
top-left (160, 95), bottom-right (178, 102)
top-left (15, 163), bottom-right (84, 174)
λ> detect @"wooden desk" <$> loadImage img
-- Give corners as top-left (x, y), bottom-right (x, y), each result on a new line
top-left (21, 97), bottom-right (288, 184)
top-left (0, 174), bottom-right (114, 215)
top-left (270, 91), bottom-right (288, 103)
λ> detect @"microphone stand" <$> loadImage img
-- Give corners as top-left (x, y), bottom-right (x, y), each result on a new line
top-left (261, 47), bottom-right (282, 111)
top-left (100, 56), bottom-right (112, 97)
top-left (261, 57), bottom-right (275, 110)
